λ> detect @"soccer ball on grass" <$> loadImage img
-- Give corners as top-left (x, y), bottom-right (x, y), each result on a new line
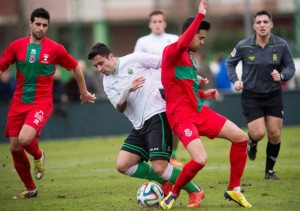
top-left (136, 181), bottom-right (164, 207)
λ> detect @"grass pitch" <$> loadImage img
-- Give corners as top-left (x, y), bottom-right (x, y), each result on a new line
top-left (0, 126), bottom-right (300, 210)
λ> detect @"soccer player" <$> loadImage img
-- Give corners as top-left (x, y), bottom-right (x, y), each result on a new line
top-left (87, 42), bottom-right (205, 208)
top-left (134, 10), bottom-right (183, 167)
top-left (0, 8), bottom-right (96, 199)
top-left (159, 0), bottom-right (252, 209)
top-left (227, 10), bottom-right (295, 179)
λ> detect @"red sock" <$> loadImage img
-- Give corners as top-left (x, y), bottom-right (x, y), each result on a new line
top-left (228, 140), bottom-right (247, 190)
top-left (21, 138), bottom-right (42, 160)
top-left (172, 159), bottom-right (204, 196)
top-left (11, 150), bottom-right (36, 190)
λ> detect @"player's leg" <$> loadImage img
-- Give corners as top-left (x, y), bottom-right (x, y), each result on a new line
top-left (20, 105), bottom-right (52, 180)
top-left (247, 118), bottom-right (266, 160)
top-left (10, 137), bottom-right (37, 199)
top-left (241, 90), bottom-right (266, 161)
top-left (218, 120), bottom-right (252, 208)
top-left (264, 115), bottom-right (282, 179)
top-left (18, 125), bottom-right (45, 180)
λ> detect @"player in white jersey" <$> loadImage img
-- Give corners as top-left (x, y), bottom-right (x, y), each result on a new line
top-left (134, 10), bottom-right (183, 167)
top-left (88, 42), bottom-right (204, 207)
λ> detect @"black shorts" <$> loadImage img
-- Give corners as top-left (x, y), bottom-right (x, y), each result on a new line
top-left (241, 89), bottom-right (283, 123)
top-left (121, 112), bottom-right (173, 162)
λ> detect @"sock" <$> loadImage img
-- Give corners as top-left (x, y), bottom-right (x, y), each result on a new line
top-left (11, 150), bottom-right (36, 190)
top-left (228, 140), bottom-right (247, 190)
top-left (21, 138), bottom-right (42, 160)
top-left (168, 165), bottom-right (200, 193)
top-left (171, 159), bottom-right (204, 196)
top-left (129, 162), bottom-right (166, 184)
top-left (265, 142), bottom-right (281, 173)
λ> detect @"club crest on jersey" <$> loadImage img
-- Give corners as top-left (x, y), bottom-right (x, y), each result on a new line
top-left (273, 53), bottom-right (277, 61)
top-left (128, 68), bottom-right (133, 75)
top-left (29, 49), bottom-right (37, 63)
top-left (33, 110), bottom-right (44, 125)
top-left (184, 128), bottom-right (192, 137)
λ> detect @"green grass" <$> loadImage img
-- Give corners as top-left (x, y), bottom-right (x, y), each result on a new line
top-left (1, 126), bottom-right (300, 210)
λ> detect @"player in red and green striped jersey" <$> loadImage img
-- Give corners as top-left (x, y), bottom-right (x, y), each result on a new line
top-left (159, 0), bottom-right (252, 209)
top-left (0, 8), bottom-right (96, 199)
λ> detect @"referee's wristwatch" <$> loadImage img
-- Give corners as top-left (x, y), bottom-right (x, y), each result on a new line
top-left (280, 73), bottom-right (285, 81)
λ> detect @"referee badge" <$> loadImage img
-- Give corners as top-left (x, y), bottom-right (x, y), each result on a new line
top-left (273, 53), bottom-right (278, 62)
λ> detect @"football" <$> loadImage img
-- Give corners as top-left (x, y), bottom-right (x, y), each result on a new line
top-left (136, 181), bottom-right (164, 207)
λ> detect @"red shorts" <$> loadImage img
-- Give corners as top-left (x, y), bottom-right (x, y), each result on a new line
top-left (5, 100), bottom-right (53, 137)
top-left (167, 106), bottom-right (226, 148)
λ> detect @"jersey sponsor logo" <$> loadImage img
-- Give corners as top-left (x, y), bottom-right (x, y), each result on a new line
top-left (33, 110), bottom-right (45, 125)
top-left (230, 48), bottom-right (236, 57)
top-left (248, 55), bottom-right (255, 61)
top-left (184, 128), bottom-right (192, 137)
top-left (41, 54), bottom-right (49, 63)
top-left (29, 49), bottom-right (37, 63)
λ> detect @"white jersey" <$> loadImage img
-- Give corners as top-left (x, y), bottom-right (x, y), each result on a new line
top-left (103, 52), bottom-right (166, 129)
top-left (134, 33), bottom-right (179, 89)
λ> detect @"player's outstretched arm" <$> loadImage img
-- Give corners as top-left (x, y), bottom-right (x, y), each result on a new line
top-left (73, 64), bottom-right (96, 104)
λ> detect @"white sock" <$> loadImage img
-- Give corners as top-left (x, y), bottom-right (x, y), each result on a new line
top-left (124, 164), bottom-right (138, 176)
top-left (160, 163), bottom-right (173, 180)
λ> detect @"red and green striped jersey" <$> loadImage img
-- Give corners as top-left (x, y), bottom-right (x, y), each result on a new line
top-left (0, 36), bottom-right (78, 104)
top-left (161, 13), bottom-right (205, 114)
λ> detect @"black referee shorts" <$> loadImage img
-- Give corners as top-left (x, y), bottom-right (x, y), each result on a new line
top-left (241, 89), bottom-right (283, 123)
top-left (121, 112), bottom-right (173, 162)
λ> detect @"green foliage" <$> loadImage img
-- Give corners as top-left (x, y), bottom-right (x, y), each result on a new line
top-left (1, 126), bottom-right (300, 210)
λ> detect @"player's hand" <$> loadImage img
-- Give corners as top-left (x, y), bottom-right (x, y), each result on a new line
top-left (203, 89), bottom-right (218, 100)
top-left (234, 80), bottom-right (243, 91)
top-left (80, 91), bottom-right (96, 104)
top-left (197, 75), bottom-right (209, 86)
top-left (199, 0), bottom-right (207, 16)
top-left (131, 76), bottom-right (146, 91)
top-left (271, 69), bottom-right (281, 82)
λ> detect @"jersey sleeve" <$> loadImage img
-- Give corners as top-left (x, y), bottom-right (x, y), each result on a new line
top-left (0, 41), bottom-right (17, 71)
top-left (134, 52), bottom-right (161, 69)
top-left (226, 43), bottom-right (243, 84)
top-left (55, 44), bottom-right (78, 71)
top-left (133, 38), bottom-right (144, 53)
top-left (280, 41), bottom-right (296, 82)
top-left (163, 13), bottom-right (204, 64)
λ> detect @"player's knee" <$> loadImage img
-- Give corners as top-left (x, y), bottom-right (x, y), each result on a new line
top-left (115, 163), bottom-right (128, 174)
top-left (250, 131), bottom-right (265, 141)
top-left (18, 135), bottom-right (32, 147)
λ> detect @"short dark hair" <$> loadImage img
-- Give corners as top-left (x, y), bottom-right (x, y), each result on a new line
top-left (181, 17), bottom-right (211, 34)
top-left (88, 43), bottom-right (112, 60)
top-left (253, 10), bottom-right (272, 22)
top-left (149, 10), bottom-right (164, 18)
top-left (30, 8), bottom-right (50, 23)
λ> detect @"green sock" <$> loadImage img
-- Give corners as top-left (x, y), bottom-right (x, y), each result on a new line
top-left (171, 149), bottom-right (177, 158)
top-left (131, 162), bottom-right (166, 184)
top-left (169, 166), bottom-right (200, 193)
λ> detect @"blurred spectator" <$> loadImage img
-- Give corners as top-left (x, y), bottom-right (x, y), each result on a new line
top-left (86, 68), bottom-right (107, 100)
top-left (65, 60), bottom-right (91, 102)
top-left (195, 52), bottom-right (215, 90)
top-left (53, 69), bottom-right (67, 104)
top-left (0, 70), bottom-right (16, 102)
top-left (52, 69), bottom-right (68, 117)
top-left (211, 54), bottom-right (233, 92)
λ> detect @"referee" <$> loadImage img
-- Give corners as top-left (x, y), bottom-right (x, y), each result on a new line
top-left (226, 10), bottom-right (295, 179)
